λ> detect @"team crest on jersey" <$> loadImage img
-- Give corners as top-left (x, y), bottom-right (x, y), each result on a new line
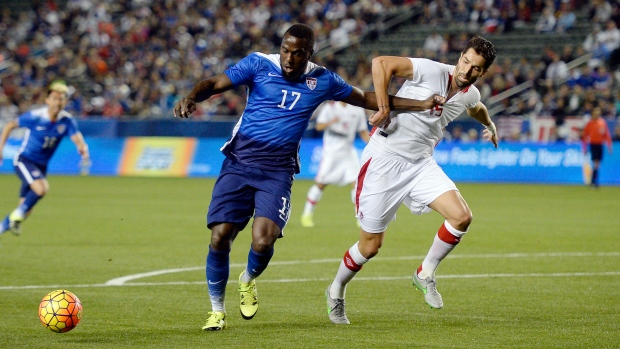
top-left (306, 77), bottom-right (317, 90)
top-left (56, 124), bottom-right (66, 134)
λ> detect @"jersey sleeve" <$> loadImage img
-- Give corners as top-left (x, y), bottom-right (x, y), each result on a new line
top-left (224, 53), bottom-right (260, 86)
top-left (328, 71), bottom-right (354, 101)
top-left (17, 111), bottom-right (36, 129)
top-left (66, 116), bottom-right (79, 136)
top-left (316, 103), bottom-right (333, 124)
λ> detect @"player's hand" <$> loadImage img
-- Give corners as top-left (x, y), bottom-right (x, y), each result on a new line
top-left (174, 98), bottom-right (197, 118)
top-left (369, 108), bottom-right (391, 128)
top-left (482, 129), bottom-right (498, 148)
top-left (425, 95), bottom-right (446, 109)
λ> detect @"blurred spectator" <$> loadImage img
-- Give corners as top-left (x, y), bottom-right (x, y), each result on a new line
top-left (589, 0), bottom-right (612, 24)
top-left (613, 122), bottom-right (620, 141)
top-left (544, 52), bottom-right (569, 88)
top-left (556, 2), bottom-right (577, 33)
top-left (0, 93), bottom-right (19, 122)
top-left (535, 6), bottom-right (557, 33)
top-left (423, 32), bottom-right (446, 56)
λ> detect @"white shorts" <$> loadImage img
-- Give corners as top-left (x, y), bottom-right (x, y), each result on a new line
top-left (315, 149), bottom-right (360, 186)
top-left (355, 148), bottom-right (458, 233)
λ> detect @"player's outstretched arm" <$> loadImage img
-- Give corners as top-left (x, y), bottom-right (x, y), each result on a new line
top-left (342, 88), bottom-right (445, 127)
top-left (0, 120), bottom-right (19, 162)
top-left (70, 132), bottom-right (90, 159)
top-left (467, 101), bottom-right (498, 148)
top-left (174, 73), bottom-right (234, 118)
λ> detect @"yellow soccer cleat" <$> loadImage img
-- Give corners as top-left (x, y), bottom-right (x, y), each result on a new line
top-left (8, 209), bottom-right (25, 236)
top-left (238, 271), bottom-right (258, 320)
top-left (202, 311), bottom-right (226, 331)
top-left (300, 213), bottom-right (315, 228)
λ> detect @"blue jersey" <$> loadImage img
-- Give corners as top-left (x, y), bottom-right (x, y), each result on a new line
top-left (222, 52), bottom-right (354, 174)
top-left (15, 107), bottom-right (79, 165)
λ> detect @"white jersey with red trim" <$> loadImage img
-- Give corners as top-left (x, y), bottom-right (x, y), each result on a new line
top-left (317, 101), bottom-right (368, 155)
top-left (369, 58), bottom-right (480, 162)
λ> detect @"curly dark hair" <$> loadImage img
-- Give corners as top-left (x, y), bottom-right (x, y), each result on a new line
top-left (464, 36), bottom-right (496, 70)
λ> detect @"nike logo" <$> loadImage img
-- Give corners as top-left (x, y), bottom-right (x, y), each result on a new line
top-left (36, 126), bottom-right (47, 130)
top-left (208, 280), bottom-right (224, 285)
top-left (268, 72), bottom-right (279, 76)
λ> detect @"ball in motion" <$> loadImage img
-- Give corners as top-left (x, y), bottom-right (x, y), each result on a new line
top-left (38, 290), bottom-right (83, 333)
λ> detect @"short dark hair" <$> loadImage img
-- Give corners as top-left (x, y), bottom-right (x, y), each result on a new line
top-left (464, 36), bottom-right (496, 70)
top-left (283, 23), bottom-right (315, 50)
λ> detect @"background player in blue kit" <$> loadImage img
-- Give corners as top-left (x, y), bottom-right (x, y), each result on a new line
top-left (173, 23), bottom-right (445, 331)
top-left (0, 82), bottom-right (89, 237)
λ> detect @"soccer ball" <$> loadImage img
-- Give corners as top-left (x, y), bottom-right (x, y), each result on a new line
top-left (38, 290), bottom-right (83, 333)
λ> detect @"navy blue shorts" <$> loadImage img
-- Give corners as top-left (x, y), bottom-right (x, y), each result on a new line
top-left (14, 155), bottom-right (47, 197)
top-left (207, 158), bottom-right (294, 232)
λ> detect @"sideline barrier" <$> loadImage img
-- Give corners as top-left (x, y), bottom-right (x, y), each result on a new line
top-left (1, 137), bottom-right (618, 185)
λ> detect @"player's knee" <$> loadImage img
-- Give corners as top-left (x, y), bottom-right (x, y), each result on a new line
top-left (358, 239), bottom-right (382, 259)
top-left (31, 182), bottom-right (49, 196)
top-left (454, 209), bottom-right (473, 231)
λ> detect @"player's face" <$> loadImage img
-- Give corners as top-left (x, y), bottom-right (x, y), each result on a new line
top-left (279, 34), bottom-right (313, 81)
top-left (453, 48), bottom-right (488, 88)
top-left (45, 91), bottom-right (68, 115)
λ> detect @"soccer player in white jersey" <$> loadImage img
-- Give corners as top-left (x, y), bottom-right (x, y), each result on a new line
top-left (174, 23), bottom-right (445, 331)
top-left (0, 82), bottom-right (89, 237)
top-left (325, 36), bottom-right (499, 324)
top-left (300, 101), bottom-right (370, 228)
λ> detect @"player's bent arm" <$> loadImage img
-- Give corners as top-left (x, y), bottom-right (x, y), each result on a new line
top-left (341, 87), bottom-right (444, 112)
top-left (70, 132), bottom-right (90, 159)
top-left (0, 120), bottom-right (19, 161)
top-left (174, 73), bottom-right (234, 118)
top-left (359, 129), bottom-right (370, 143)
top-left (315, 119), bottom-right (338, 132)
top-left (371, 56), bottom-right (414, 109)
top-left (467, 101), bottom-right (498, 148)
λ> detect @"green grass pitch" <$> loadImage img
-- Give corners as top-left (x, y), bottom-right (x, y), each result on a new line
top-left (0, 174), bottom-right (619, 348)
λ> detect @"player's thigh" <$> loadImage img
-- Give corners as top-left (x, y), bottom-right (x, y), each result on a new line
top-left (14, 156), bottom-right (47, 185)
top-left (590, 144), bottom-right (603, 161)
top-left (406, 160), bottom-right (462, 217)
top-left (356, 155), bottom-right (412, 233)
top-left (254, 181), bottom-right (292, 231)
top-left (207, 172), bottom-right (256, 230)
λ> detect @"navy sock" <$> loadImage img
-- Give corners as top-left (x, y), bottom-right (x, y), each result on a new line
top-left (206, 246), bottom-right (230, 304)
top-left (246, 245), bottom-right (274, 279)
top-left (18, 191), bottom-right (43, 213)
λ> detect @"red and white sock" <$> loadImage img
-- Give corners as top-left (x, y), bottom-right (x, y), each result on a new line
top-left (330, 242), bottom-right (369, 299)
top-left (418, 221), bottom-right (467, 279)
top-left (302, 184), bottom-right (322, 215)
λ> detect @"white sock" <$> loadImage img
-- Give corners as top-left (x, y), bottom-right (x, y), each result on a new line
top-left (330, 242), bottom-right (369, 299)
top-left (303, 184), bottom-right (323, 215)
top-left (210, 296), bottom-right (226, 313)
top-left (419, 221), bottom-right (466, 279)
top-left (240, 269), bottom-right (252, 283)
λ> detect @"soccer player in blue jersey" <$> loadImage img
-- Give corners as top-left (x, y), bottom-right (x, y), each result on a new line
top-left (174, 23), bottom-right (445, 331)
top-left (0, 82), bottom-right (89, 237)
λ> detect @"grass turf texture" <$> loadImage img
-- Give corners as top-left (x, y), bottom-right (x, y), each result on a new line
top-left (0, 175), bottom-right (619, 348)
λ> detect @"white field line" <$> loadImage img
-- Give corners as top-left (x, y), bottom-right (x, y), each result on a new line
top-left (0, 252), bottom-right (618, 291)
top-left (104, 251), bottom-right (620, 286)
top-left (1, 271), bottom-right (620, 291)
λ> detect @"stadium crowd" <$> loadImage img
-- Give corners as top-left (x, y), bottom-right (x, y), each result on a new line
top-left (1, 0), bottom-right (619, 143)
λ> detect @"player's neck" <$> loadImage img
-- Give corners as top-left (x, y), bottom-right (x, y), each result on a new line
top-left (48, 110), bottom-right (59, 122)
